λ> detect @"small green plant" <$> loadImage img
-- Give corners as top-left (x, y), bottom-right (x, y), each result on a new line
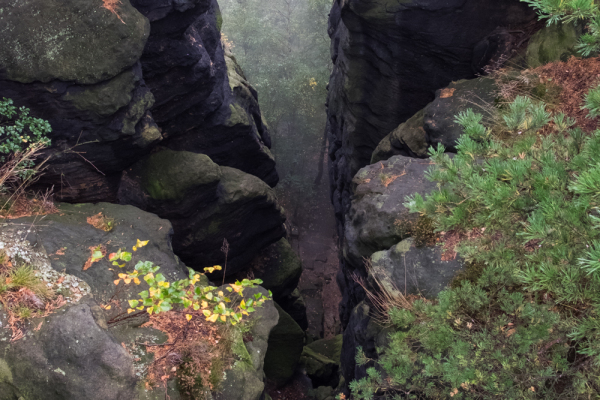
top-left (349, 87), bottom-right (600, 399)
top-left (111, 240), bottom-right (271, 325)
top-left (521, 0), bottom-right (600, 57)
top-left (0, 98), bottom-right (51, 173)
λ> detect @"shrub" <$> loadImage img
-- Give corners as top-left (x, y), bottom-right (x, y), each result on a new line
top-left (112, 240), bottom-right (271, 326)
top-left (350, 88), bottom-right (600, 399)
top-left (0, 98), bottom-right (51, 193)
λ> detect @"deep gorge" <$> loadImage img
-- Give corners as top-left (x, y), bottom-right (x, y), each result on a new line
top-left (0, 0), bottom-right (596, 399)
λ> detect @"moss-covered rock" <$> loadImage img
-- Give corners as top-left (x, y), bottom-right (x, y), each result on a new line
top-left (299, 347), bottom-right (338, 387)
top-left (371, 109), bottom-right (428, 163)
top-left (119, 149), bottom-right (286, 275)
top-left (306, 335), bottom-right (343, 366)
top-left (62, 69), bottom-right (138, 116)
top-left (369, 237), bottom-right (464, 299)
top-left (0, 0), bottom-right (149, 84)
top-left (216, 288), bottom-right (279, 400)
top-left (527, 23), bottom-right (582, 68)
top-left (372, 78), bottom-right (497, 163)
top-left (248, 238), bottom-right (303, 300)
top-left (139, 149), bottom-right (221, 202)
top-left (344, 155), bottom-right (437, 269)
top-left (263, 303), bottom-right (305, 387)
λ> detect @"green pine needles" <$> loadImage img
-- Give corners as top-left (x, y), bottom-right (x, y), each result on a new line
top-left (350, 89), bottom-right (600, 399)
top-left (521, 0), bottom-right (600, 57)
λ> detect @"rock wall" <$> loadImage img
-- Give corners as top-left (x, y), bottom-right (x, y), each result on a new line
top-left (0, 0), bottom-right (284, 272)
top-left (327, 0), bottom-right (535, 325)
top-left (326, 0), bottom-right (537, 390)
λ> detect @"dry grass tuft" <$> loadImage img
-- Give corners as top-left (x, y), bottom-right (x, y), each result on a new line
top-left (353, 259), bottom-right (414, 326)
top-left (0, 252), bottom-right (63, 341)
top-left (0, 143), bottom-right (57, 219)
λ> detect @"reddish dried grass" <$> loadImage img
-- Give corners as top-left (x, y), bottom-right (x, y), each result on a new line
top-left (139, 311), bottom-right (232, 395)
top-left (535, 56), bottom-right (600, 133)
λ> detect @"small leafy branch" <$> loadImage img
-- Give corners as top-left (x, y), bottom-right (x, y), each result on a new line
top-left (110, 240), bottom-right (271, 326)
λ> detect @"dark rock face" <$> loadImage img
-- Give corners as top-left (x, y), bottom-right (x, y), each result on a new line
top-left (263, 304), bottom-right (305, 387)
top-left (0, 0), bottom-right (276, 203)
top-left (131, 0), bottom-right (277, 186)
top-left (327, 0), bottom-right (534, 327)
top-left (327, 1), bottom-right (535, 389)
top-left (118, 149), bottom-right (285, 275)
top-left (0, 0), bottom-right (158, 203)
top-left (1, 0), bottom-right (284, 290)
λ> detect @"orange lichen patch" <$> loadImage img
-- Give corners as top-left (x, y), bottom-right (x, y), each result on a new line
top-left (82, 245), bottom-right (106, 271)
top-left (86, 212), bottom-right (114, 231)
top-left (102, 0), bottom-right (125, 23)
top-left (380, 171), bottom-right (407, 187)
top-left (440, 88), bottom-right (456, 99)
top-left (140, 311), bottom-right (231, 393)
top-left (535, 56), bottom-right (600, 133)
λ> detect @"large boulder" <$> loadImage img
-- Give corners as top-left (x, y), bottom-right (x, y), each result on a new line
top-left (0, 301), bottom-right (137, 400)
top-left (299, 334), bottom-right (343, 388)
top-left (372, 78), bottom-right (498, 163)
top-left (118, 148), bottom-right (286, 275)
top-left (263, 304), bottom-right (305, 387)
top-left (131, 0), bottom-right (278, 186)
top-left (0, 203), bottom-right (188, 399)
top-left (0, 203), bottom-right (279, 400)
top-left (369, 238), bottom-right (464, 299)
top-left (344, 156), bottom-right (436, 269)
top-left (0, 0), bottom-right (160, 203)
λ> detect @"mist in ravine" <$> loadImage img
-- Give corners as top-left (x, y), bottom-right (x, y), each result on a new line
top-left (219, 0), bottom-right (342, 338)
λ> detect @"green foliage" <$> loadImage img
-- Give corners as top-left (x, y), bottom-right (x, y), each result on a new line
top-left (521, 0), bottom-right (600, 57)
top-left (0, 97), bottom-right (51, 169)
top-left (352, 89), bottom-right (600, 398)
top-left (113, 241), bottom-right (271, 326)
top-left (219, 0), bottom-right (331, 208)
